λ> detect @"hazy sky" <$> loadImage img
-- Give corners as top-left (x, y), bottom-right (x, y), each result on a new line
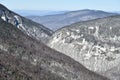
top-left (0, 0), bottom-right (119, 11)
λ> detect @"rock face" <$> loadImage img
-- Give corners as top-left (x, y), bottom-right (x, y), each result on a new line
top-left (0, 18), bottom-right (110, 80)
top-left (47, 15), bottom-right (120, 80)
top-left (27, 9), bottom-right (117, 31)
top-left (0, 4), bottom-right (53, 42)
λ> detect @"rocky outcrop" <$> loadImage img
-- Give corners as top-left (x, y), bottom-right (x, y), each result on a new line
top-left (0, 4), bottom-right (53, 43)
top-left (47, 15), bottom-right (120, 80)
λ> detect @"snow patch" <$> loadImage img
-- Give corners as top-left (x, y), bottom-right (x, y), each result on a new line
top-left (33, 27), bottom-right (36, 32)
top-left (84, 53), bottom-right (91, 60)
top-left (110, 47), bottom-right (115, 51)
top-left (0, 45), bottom-right (8, 52)
top-left (71, 35), bottom-right (81, 39)
top-left (94, 26), bottom-right (99, 37)
top-left (34, 59), bottom-right (37, 62)
top-left (1, 16), bottom-right (6, 21)
top-left (110, 27), bottom-right (112, 30)
top-left (66, 32), bottom-right (70, 35)
top-left (88, 27), bottom-right (94, 30)
top-left (95, 45), bottom-right (106, 52)
top-left (76, 29), bottom-right (80, 33)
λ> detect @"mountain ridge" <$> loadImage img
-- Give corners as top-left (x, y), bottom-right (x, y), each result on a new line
top-left (0, 4), bottom-right (53, 42)
top-left (47, 15), bottom-right (120, 80)
top-left (27, 9), bottom-right (117, 30)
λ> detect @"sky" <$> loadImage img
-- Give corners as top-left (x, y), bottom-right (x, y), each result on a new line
top-left (0, 0), bottom-right (120, 11)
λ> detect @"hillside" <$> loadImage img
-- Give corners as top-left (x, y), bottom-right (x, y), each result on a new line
top-left (47, 15), bottom-right (120, 80)
top-left (27, 9), bottom-right (117, 30)
top-left (0, 18), bottom-right (109, 80)
top-left (0, 4), bottom-right (53, 42)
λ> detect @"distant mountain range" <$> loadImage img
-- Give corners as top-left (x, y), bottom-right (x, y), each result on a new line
top-left (0, 4), bottom-right (53, 43)
top-left (47, 15), bottom-right (120, 80)
top-left (27, 9), bottom-right (117, 31)
top-left (115, 11), bottom-right (120, 14)
top-left (14, 10), bottom-right (68, 16)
